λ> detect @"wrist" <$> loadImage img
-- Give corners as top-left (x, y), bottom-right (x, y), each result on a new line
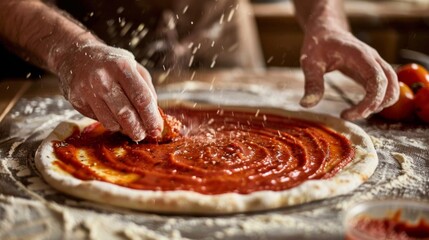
top-left (297, 0), bottom-right (349, 34)
top-left (305, 21), bottom-right (349, 37)
top-left (47, 33), bottom-right (100, 73)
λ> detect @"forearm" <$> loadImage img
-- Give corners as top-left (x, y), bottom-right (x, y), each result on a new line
top-left (292, 0), bottom-right (349, 32)
top-left (0, 0), bottom-right (99, 72)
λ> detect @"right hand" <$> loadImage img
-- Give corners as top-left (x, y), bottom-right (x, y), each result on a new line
top-left (299, 25), bottom-right (399, 120)
top-left (52, 42), bottom-right (163, 142)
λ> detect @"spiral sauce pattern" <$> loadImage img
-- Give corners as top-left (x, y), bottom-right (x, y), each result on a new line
top-left (53, 108), bottom-right (355, 195)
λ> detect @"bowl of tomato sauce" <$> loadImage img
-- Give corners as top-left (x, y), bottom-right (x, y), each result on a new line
top-left (344, 199), bottom-right (429, 240)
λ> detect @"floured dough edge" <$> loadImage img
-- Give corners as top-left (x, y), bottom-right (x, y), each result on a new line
top-left (35, 100), bottom-right (378, 215)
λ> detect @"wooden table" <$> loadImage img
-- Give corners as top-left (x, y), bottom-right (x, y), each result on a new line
top-left (0, 68), bottom-right (427, 240)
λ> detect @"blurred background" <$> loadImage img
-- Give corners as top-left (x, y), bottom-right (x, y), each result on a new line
top-left (1, 0), bottom-right (429, 78)
top-left (253, 0), bottom-right (429, 68)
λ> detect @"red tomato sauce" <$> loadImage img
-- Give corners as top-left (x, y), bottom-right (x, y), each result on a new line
top-left (52, 107), bottom-right (355, 195)
top-left (349, 211), bottom-right (429, 240)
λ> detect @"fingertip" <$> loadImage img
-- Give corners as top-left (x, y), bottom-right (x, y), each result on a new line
top-left (105, 122), bottom-right (121, 132)
top-left (149, 129), bottom-right (162, 139)
top-left (154, 111), bottom-right (165, 136)
top-left (300, 93), bottom-right (322, 107)
top-left (300, 61), bottom-right (326, 108)
top-left (341, 107), bottom-right (372, 121)
top-left (143, 105), bottom-right (164, 138)
top-left (375, 58), bottom-right (399, 109)
top-left (149, 113), bottom-right (164, 138)
top-left (128, 128), bottom-right (147, 142)
top-left (126, 127), bottom-right (145, 142)
top-left (381, 79), bottom-right (400, 109)
top-left (382, 93), bottom-right (399, 109)
top-left (340, 109), bottom-right (360, 121)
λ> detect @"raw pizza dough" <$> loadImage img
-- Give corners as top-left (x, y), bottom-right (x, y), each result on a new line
top-left (35, 100), bottom-right (378, 214)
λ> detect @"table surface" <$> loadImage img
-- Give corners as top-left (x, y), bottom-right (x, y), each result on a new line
top-left (1, 68), bottom-right (428, 239)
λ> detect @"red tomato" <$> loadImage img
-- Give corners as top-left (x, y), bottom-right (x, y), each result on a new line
top-left (378, 82), bottom-right (415, 121)
top-left (414, 87), bottom-right (429, 123)
top-left (396, 63), bottom-right (429, 93)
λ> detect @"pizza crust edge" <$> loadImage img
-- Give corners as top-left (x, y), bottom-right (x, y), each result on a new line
top-left (35, 101), bottom-right (378, 214)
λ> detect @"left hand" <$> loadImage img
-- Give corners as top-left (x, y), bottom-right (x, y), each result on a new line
top-left (299, 25), bottom-right (399, 120)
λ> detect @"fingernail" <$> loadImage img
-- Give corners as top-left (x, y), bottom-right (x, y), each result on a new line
top-left (150, 129), bottom-right (162, 138)
top-left (341, 111), bottom-right (357, 120)
top-left (373, 108), bottom-right (382, 114)
top-left (362, 110), bottom-right (372, 118)
top-left (105, 123), bottom-right (121, 132)
top-left (133, 130), bottom-right (147, 142)
top-left (300, 94), bottom-right (320, 107)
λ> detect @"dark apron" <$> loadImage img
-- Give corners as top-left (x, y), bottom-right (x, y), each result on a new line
top-left (55, 0), bottom-right (264, 70)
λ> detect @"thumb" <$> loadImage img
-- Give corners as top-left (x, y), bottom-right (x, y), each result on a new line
top-left (300, 58), bottom-right (326, 108)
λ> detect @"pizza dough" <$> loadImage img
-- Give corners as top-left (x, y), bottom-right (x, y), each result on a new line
top-left (35, 100), bottom-right (378, 214)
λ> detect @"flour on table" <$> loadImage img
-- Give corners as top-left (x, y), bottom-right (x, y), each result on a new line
top-left (2, 96), bottom-right (428, 240)
top-left (392, 136), bottom-right (427, 150)
top-left (369, 134), bottom-right (427, 151)
top-left (370, 135), bottom-right (384, 149)
top-left (336, 151), bottom-right (423, 210)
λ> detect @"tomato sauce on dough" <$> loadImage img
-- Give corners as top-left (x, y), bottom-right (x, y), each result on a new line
top-left (53, 107), bottom-right (355, 195)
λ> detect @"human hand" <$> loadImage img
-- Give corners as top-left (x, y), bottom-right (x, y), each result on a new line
top-left (52, 42), bottom-right (163, 141)
top-left (299, 25), bottom-right (399, 120)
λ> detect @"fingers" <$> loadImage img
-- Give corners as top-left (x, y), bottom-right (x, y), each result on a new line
top-left (298, 28), bottom-right (399, 121)
top-left (84, 89), bottom-right (121, 132)
top-left (68, 94), bottom-right (97, 120)
top-left (300, 56), bottom-right (326, 108)
top-left (340, 55), bottom-right (388, 120)
top-left (89, 70), bottom-right (149, 141)
top-left (376, 58), bottom-right (399, 110)
top-left (115, 60), bottom-right (164, 138)
top-left (76, 66), bottom-right (162, 142)
top-left (295, 46), bottom-right (397, 121)
top-left (58, 43), bottom-right (164, 141)
top-left (136, 64), bottom-right (157, 99)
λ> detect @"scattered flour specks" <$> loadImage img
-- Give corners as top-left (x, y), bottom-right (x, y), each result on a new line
top-left (336, 152), bottom-right (422, 211)
top-left (392, 136), bottom-right (427, 150)
top-left (390, 152), bottom-right (421, 181)
top-left (369, 134), bottom-right (426, 151)
top-left (8, 141), bottom-right (24, 158)
top-left (370, 135), bottom-right (384, 149)
top-left (370, 135), bottom-right (395, 151)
